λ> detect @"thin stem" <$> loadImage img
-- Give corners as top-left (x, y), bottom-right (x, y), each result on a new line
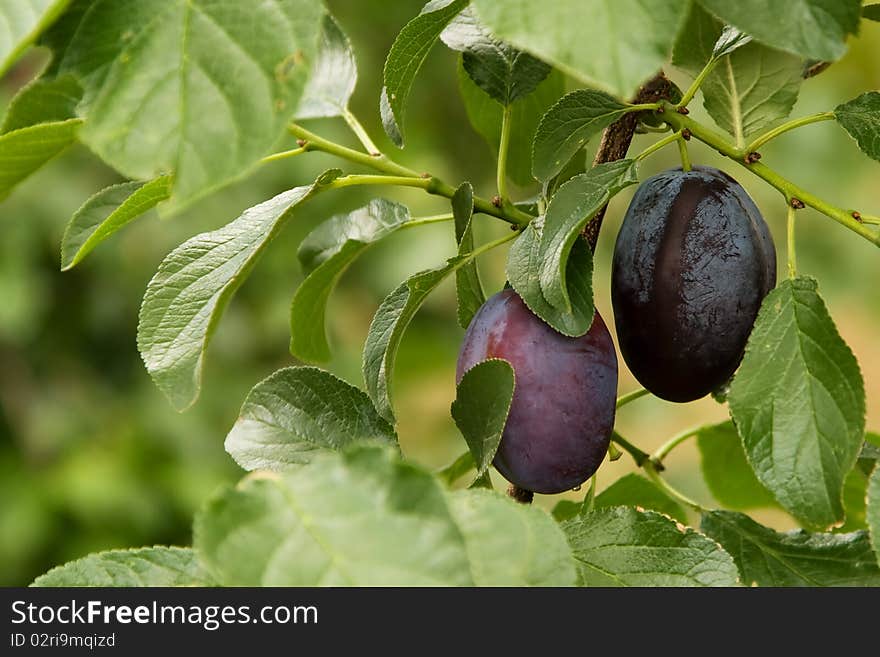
top-left (497, 105), bottom-right (512, 203)
top-left (652, 424), bottom-right (704, 463)
top-left (342, 108), bottom-right (381, 155)
top-left (861, 215), bottom-right (880, 226)
top-left (611, 431), bottom-right (651, 467)
top-left (644, 461), bottom-right (704, 512)
top-left (616, 387), bottom-right (649, 409)
top-left (261, 146), bottom-right (307, 164)
top-left (659, 104), bottom-right (880, 247)
top-left (677, 135), bottom-right (692, 171)
top-left (787, 204), bottom-right (797, 278)
top-left (402, 212), bottom-right (455, 229)
top-left (634, 130), bottom-right (682, 162)
top-left (677, 57), bottom-right (720, 108)
top-left (746, 112), bottom-right (835, 154)
top-left (326, 174), bottom-right (431, 191)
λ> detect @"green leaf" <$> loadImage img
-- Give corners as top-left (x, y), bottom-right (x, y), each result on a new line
top-left (32, 547), bottom-right (214, 587)
top-left (457, 58), bottom-right (565, 186)
top-left (552, 499), bottom-right (583, 522)
top-left (593, 473), bottom-right (687, 524)
top-left (701, 510), bottom-right (880, 586)
top-left (60, 176), bottom-right (173, 270)
top-left (380, 0), bottom-right (468, 147)
top-left (834, 92), bottom-right (880, 163)
top-left (0, 0), bottom-right (70, 76)
top-left (696, 421), bottom-right (777, 510)
top-left (470, 0), bottom-right (691, 99)
top-left (448, 488), bottom-right (577, 585)
top-left (138, 174), bottom-right (331, 411)
top-left (295, 13), bottom-right (357, 119)
top-left (696, 0), bottom-right (861, 61)
top-left (729, 277), bottom-right (866, 529)
top-left (0, 118), bottom-right (81, 200)
top-left (1, 73), bottom-right (81, 133)
top-left (563, 507), bottom-right (739, 586)
top-left (539, 160), bottom-right (639, 311)
top-left (452, 182), bottom-right (484, 328)
top-left (441, 7), bottom-right (550, 105)
top-left (224, 367), bottom-right (397, 472)
top-left (712, 27), bottom-right (752, 59)
top-left (438, 451), bottom-right (475, 485)
top-left (837, 466), bottom-right (871, 533)
top-left (506, 220), bottom-right (594, 336)
top-left (52, 0), bottom-right (324, 209)
top-left (868, 467), bottom-right (880, 562)
top-left (865, 5), bottom-right (880, 22)
top-left (532, 90), bottom-right (632, 183)
top-left (290, 199), bottom-right (411, 363)
top-left (451, 359), bottom-right (515, 479)
top-left (701, 42), bottom-right (803, 148)
top-left (671, 2), bottom-right (722, 77)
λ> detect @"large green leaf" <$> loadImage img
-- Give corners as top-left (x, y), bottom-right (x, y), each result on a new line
top-left (671, 2), bottom-right (721, 77)
top-left (32, 547), bottom-right (214, 587)
top-left (60, 176), bottom-right (173, 270)
top-left (51, 0), bottom-right (323, 208)
top-left (295, 13), bottom-right (357, 119)
top-left (834, 92), bottom-right (880, 163)
top-left (531, 90), bottom-right (632, 182)
top-left (539, 160), bottom-right (638, 311)
top-left (593, 474), bottom-right (687, 524)
top-left (470, 0), bottom-right (691, 99)
top-left (224, 367), bottom-right (396, 472)
top-left (290, 199), bottom-right (411, 363)
top-left (451, 182), bottom-right (484, 328)
top-left (457, 59), bottom-right (564, 186)
top-left (701, 510), bottom-right (880, 586)
top-left (448, 489), bottom-right (577, 586)
top-left (138, 172), bottom-right (335, 411)
top-left (0, 0), bottom-right (70, 76)
top-left (701, 42), bottom-right (803, 148)
top-left (729, 277), bottom-right (866, 529)
top-left (451, 359), bottom-right (515, 480)
top-left (506, 219), bottom-right (594, 336)
top-left (380, 0), bottom-right (468, 147)
top-left (696, 0), bottom-right (861, 61)
top-left (696, 421), bottom-right (777, 510)
top-left (0, 118), bottom-right (81, 200)
top-left (563, 507), bottom-right (739, 587)
top-left (1, 73), bottom-right (81, 133)
top-left (195, 447), bottom-right (473, 586)
top-left (441, 6), bottom-right (550, 105)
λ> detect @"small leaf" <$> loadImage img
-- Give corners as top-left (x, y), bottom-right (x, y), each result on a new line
top-left (195, 446), bottom-right (474, 586)
top-left (532, 90), bottom-right (632, 182)
top-left (451, 359), bottom-right (515, 479)
top-left (729, 277), bottom-right (866, 529)
top-left (470, 0), bottom-right (691, 99)
top-left (506, 220), bottom-right (594, 336)
top-left (539, 160), bottom-right (639, 311)
top-left (696, 0), bottom-right (861, 61)
top-left (593, 473), bottom-right (687, 524)
top-left (712, 26), bottom-right (752, 59)
top-left (32, 547), bottom-right (214, 587)
top-left (0, 119), bottom-right (81, 200)
top-left (380, 0), bottom-right (469, 147)
top-left (224, 367), bottom-right (396, 472)
top-left (868, 467), bottom-right (880, 562)
top-left (563, 507), bottom-right (739, 587)
top-left (441, 7), bottom-right (550, 105)
top-left (452, 182), bottom-right (485, 328)
top-left (457, 58), bottom-right (565, 186)
top-left (60, 176), bottom-right (173, 270)
top-left (295, 13), bottom-right (357, 119)
top-left (290, 199), bottom-right (411, 363)
top-left (0, 0), bottom-right (70, 76)
top-left (437, 451), bottom-right (475, 485)
top-left (696, 421), bottom-right (777, 510)
top-left (448, 488), bottom-right (577, 586)
top-left (1, 73), bottom-right (81, 133)
top-left (138, 176), bottom-right (327, 411)
top-left (701, 42), bottom-right (803, 148)
top-left (701, 510), bottom-right (880, 586)
top-left (834, 92), bottom-right (880, 162)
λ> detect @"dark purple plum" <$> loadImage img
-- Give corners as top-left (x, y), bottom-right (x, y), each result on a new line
top-left (611, 166), bottom-right (776, 402)
top-left (457, 289), bottom-right (617, 494)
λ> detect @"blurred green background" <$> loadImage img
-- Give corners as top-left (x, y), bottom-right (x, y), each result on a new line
top-left (1, 2), bottom-right (879, 585)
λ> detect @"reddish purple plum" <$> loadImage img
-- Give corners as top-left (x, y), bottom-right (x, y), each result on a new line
top-left (457, 289), bottom-right (617, 494)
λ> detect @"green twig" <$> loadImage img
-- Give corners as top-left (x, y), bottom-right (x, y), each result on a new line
top-left (635, 131), bottom-right (683, 162)
top-left (787, 204), bottom-right (797, 278)
top-left (497, 105), bottom-right (512, 203)
top-left (745, 112), bottom-right (835, 154)
top-left (676, 57), bottom-right (721, 109)
top-left (644, 461), bottom-right (704, 512)
top-left (611, 431), bottom-right (651, 467)
top-left (651, 425), bottom-right (704, 464)
top-left (402, 213), bottom-right (455, 229)
top-left (677, 135), bottom-right (692, 172)
top-left (616, 387), bottom-right (649, 409)
top-left (342, 108), bottom-right (381, 155)
top-left (261, 146), bottom-right (307, 164)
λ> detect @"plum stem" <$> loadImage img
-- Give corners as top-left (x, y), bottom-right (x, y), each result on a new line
top-left (644, 461), bottom-right (705, 512)
top-left (342, 107), bottom-right (381, 155)
top-left (611, 431), bottom-right (653, 467)
top-left (787, 205), bottom-right (798, 278)
top-left (615, 387), bottom-right (649, 409)
top-left (633, 131), bottom-right (682, 163)
top-left (651, 424), bottom-right (707, 464)
top-left (677, 134), bottom-right (692, 172)
top-left (508, 485), bottom-right (534, 504)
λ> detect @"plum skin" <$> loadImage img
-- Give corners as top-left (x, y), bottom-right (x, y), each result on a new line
top-left (457, 289), bottom-right (617, 494)
top-left (611, 166), bottom-right (776, 403)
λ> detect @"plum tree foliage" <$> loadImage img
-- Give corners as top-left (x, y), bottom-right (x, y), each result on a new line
top-left (2, 0), bottom-right (880, 586)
